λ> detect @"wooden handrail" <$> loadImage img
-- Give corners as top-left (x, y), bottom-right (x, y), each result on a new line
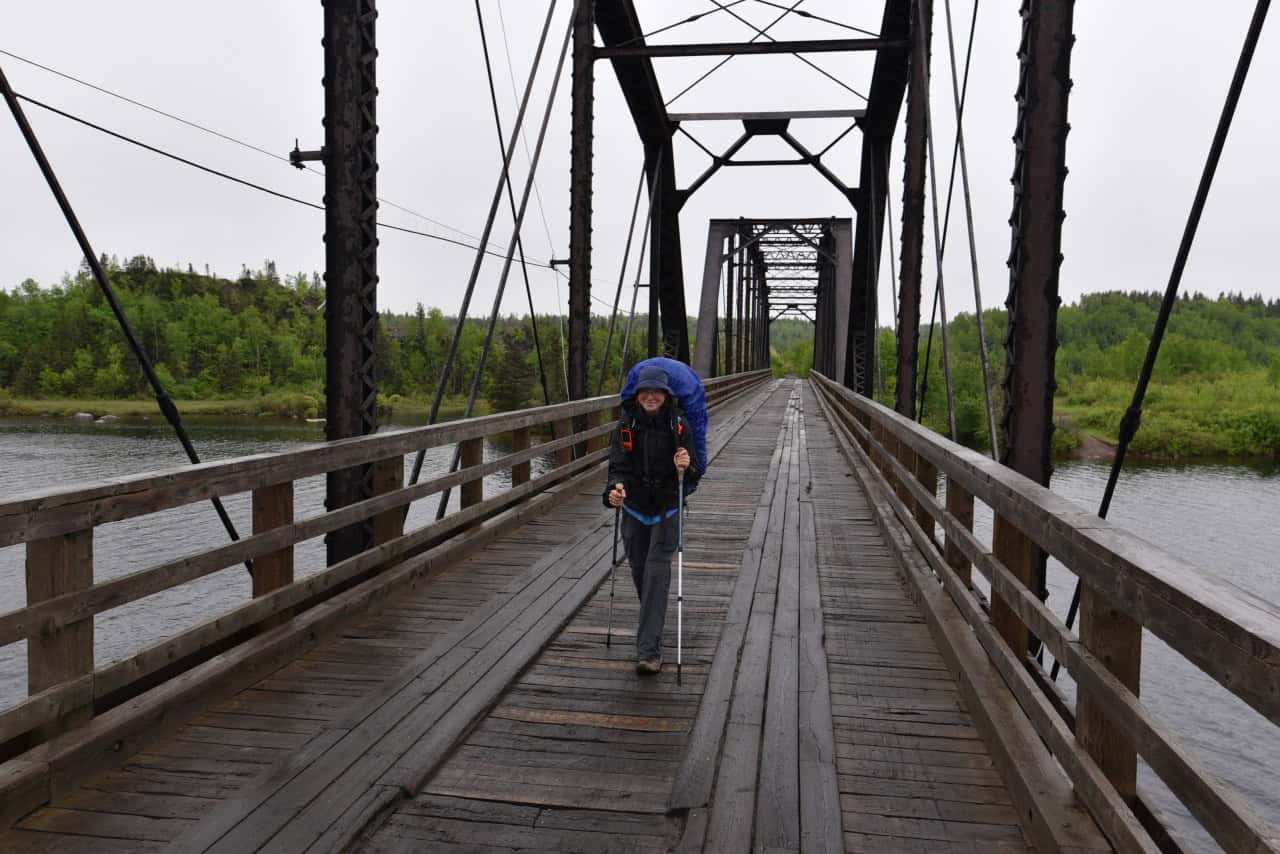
top-left (810, 372), bottom-right (1280, 853)
top-left (0, 369), bottom-right (772, 748)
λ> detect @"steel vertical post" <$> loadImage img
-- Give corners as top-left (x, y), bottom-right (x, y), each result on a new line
top-left (323, 0), bottom-right (379, 566)
top-left (895, 0), bottom-right (930, 418)
top-left (568, 0), bottom-right (595, 403)
top-left (993, 0), bottom-right (1075, 647)
top-left (725, 232), bottom-right (736, 374)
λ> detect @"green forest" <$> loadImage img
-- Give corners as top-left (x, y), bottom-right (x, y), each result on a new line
top-left (770, 290), bottom-right (1280, 458)
top-left (4, 258), bottom-right (1279, 458)
top-left (0, 256), bottom-right (664, 419)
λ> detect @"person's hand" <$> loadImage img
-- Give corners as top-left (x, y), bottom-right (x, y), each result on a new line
top-left (673, 448), bottom-right (690, 476)
top-left (608, 482), bottom-right (626, 508)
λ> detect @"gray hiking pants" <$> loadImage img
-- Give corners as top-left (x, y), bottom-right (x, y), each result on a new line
top-left (621, 511), bottom-right (679, 661)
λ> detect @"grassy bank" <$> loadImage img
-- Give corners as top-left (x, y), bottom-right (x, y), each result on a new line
top-left (0, 392), bottom-right (489, 422)
top-left (1055, 371), bottom-right (1280, 459)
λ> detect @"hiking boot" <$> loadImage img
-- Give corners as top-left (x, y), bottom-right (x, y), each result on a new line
top-left (635, 656), bottom-right (662, 676)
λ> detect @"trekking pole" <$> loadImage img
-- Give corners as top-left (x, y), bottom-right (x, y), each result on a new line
top-left (607, 491), bottom-right (622, 648)
top-left (676, 470), bottom-right (685, 686)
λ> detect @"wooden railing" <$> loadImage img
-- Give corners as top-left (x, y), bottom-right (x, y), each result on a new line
top-left (0, 369), bottom-right (771, 760)
top-left (811, 371), bottom-right (1280, 853)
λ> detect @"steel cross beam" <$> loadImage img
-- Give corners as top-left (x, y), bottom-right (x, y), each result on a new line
top-left (595, 37), bottom-right (906, 59)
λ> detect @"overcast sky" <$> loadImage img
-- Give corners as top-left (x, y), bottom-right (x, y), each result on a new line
top-left (3, 2), bottom-right (1278, 330)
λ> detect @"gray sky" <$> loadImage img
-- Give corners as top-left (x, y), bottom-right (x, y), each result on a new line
top-left (3, 2), bottom-right (1278, 330)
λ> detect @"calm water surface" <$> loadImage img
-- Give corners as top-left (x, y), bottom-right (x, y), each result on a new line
top-left (0, 414), bottom-right (555, 711)
top-left (1, 417), bottom-right (1276, 850)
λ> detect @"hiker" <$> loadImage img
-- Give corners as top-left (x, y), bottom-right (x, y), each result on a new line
top-left (604, 365), bottom-right (700, 675)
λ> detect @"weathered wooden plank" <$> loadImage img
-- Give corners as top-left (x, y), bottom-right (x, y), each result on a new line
top-left (16, 806), bottom-right (191, 842)
top-left (810, 383), bottom-right (1120, 854)
top-left (668, 407), bottom-right (794, 812)
top-left (756, 403), bottom-right (803, 851)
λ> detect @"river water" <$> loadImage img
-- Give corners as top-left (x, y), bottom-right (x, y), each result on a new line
top-left (1, 417), bottom-right (1276, 850)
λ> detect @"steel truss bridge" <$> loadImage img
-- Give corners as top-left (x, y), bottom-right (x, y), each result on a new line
top-left (1, 2), bottom-right (1277, 853)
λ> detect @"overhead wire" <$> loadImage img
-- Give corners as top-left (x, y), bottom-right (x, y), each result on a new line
top-left (495, 0), bottom-right (571, 397)
top-left (914, 0), bottom-right (958, 441)
top-left (411, 0), bottom-right (563, 489)
top-left (940, 0), bottom-right (998, 460)
top-left (0, 63), bottom-right (251, 574)
top-left (596, 160), bottom-right (650, 396)
top-left (0, 46), bottom-right (488, 246)
top-left (475, 0), bottom-right (552, 408)
top-left (434, 0), bottom-right (575, 521)
top-left (13, 92), bottom-right (553, 269)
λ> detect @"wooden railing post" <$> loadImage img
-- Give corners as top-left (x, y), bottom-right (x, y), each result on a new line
top-left (991, 517), bottom-right (1033, 655)
top-left (913, 455), bottom-right (937, 537)
top-left (943, 479), bottom-right (974, 587)
top-left (26, 528), bottom-right (94, 737)
top-left (553, 418), bottom-right (573, 467)
top-left (510, 427), bottom-right (531, 487)
top-left (460, 437), bottom-right (485, 509)
top-left (372, 456), bottom-right (405, 546)
top-left (1076, 585), bottom-right (1143, 803)
top-left (252, 482), bottom-right (294, 617)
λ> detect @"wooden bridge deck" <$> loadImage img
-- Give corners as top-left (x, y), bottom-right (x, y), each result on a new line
top-left (1, 380), bottom-right (1039, 853)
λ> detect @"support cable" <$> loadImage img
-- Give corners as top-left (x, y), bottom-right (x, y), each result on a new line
top-left (1054, 0), bottom-right (1271, 679)
top-left (475, 0), bottom-right (551, 408)
top-left (0, 47), bottom-right (486, 245)
top-left (596, 160), bottom-right (649, 395)
top-left (666, 0), bottom-right (806, 106)
top-left (914, 0), bottom-right (979, 423)
top-left (410, 0), bottom-right (561, 488)
top-left (941, 0), bottom-right (998, 459)
top-left (432, 1), bottom-right (576, 520)
top-left (707, 0), bottom-right (868, 101)
top-left (0, 63), bottom-right (251, 575)
top-left (616, 161), bottom-right (660, 390)
top-left (496, 1), bottom-right (571, 398)
top-left (914, 0), bottom-right (958, 441)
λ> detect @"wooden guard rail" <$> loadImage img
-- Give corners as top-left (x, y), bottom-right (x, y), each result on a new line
top-left (0, 369), bottom-right (770, 759)
top-left (811, 371), bottom-right (1280, 853)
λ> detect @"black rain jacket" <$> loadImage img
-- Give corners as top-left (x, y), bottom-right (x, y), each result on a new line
top-left (602, 398), bottom-right (701, 517)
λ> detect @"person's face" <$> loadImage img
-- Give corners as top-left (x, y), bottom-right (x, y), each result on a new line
top-left (637, 388), bottom-right (667, 415)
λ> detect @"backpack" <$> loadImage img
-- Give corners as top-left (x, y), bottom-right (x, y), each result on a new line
top-left (620, 357), bottom-right (708, 479)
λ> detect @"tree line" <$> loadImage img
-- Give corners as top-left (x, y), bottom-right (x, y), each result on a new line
top-left (0, 257), bottom-right (667, 415)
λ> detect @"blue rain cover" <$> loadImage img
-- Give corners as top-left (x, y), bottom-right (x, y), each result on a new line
top-left (621, 357), bottom-right (709, 476)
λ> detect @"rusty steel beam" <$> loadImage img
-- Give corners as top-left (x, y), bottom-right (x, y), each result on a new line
top-left (847, 0), bottom-right (910, 395)
top-left (323, 0), bottom-right (379, 566)
top-left (998, 0), bottom-right (1075, 532)
top-left (895, 0), bottom-right (930, 418)
top-left (568, 0), bottom-right (594, 403)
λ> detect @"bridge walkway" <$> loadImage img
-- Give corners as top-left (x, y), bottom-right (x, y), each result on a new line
top-left (1, 380), bottom-right (1041, 853)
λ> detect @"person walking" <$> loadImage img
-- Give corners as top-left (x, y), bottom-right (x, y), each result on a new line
top-left (604, 365), bottom-right (699, 675)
